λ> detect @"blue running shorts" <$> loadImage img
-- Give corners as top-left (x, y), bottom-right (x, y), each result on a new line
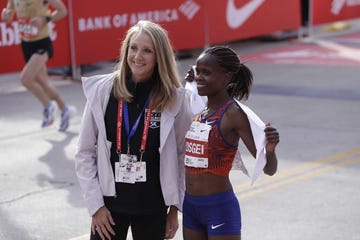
top-left (183, 189), bottom-right (241, 236)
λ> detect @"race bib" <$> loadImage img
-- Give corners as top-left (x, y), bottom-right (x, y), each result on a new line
top-left (184, 121), bottom-right (211, 168)
top-left (18, 18), bottom-right (39, 38)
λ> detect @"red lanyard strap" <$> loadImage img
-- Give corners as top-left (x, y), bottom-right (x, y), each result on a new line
top-left (116, 100), bottom-right (153, 160)
top-left (116, 100), bottom-right (123, 154)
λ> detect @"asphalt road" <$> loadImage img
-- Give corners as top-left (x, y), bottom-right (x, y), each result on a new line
top-left (0, 23), bottom-right (360, 240)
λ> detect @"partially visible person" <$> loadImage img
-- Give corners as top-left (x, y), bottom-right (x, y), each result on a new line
top-left (75, 20), bottom-right (192, 240)
top-left (301, 0), bottom-right (309, 27)
top-left (1, 0), bottom-right (76, 131)
top-left (184, 65), bottom-right (207, 115)
top-left (183, 45), bottom-right (280, 240)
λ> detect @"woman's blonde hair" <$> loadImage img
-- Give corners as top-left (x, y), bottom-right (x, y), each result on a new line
top-left (113, 20), bottom-right (181, 112)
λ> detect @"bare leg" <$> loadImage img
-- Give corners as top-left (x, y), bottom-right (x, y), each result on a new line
top-left (36, 63), bottom-right (66, 110)
top-left (20, 53), bottom-right (65, 110)
top-left (183, 227), bottom-right (207, 240)
top-left (183, 227), bottom-right (241, 240)
top-left (208, 234), bottom-right (241, 240)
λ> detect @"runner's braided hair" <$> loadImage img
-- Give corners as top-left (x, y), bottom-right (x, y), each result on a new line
top-left (204, 46), bottom-right (253, 100)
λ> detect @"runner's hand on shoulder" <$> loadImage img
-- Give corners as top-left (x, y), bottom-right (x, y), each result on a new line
top-left (185, 65), bottom-right (195, 82)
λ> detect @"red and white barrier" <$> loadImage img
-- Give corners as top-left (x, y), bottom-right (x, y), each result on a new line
top-left (70, 0), bottom-right (206, 65)
top-left (311, 0), bottom-right (360, 25)
top-left (206, 0), bottom-right (301, 44)
top-left (2, 0), bottom-right (359, 75)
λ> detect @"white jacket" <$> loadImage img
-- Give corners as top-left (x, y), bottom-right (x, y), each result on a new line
top-left (75, 72), bottom-right (192, 216)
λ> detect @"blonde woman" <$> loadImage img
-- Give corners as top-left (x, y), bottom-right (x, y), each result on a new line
top-left (75, 20), bottom-right (192, 240)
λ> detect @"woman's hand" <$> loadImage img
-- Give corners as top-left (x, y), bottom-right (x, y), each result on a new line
top-left (1, 8), bottom-right (14, 23)
top-left (91, 206), bottom-right (116, 240)
top-left (184, 65), bottom-right (195, 82)
top-left (263, 123), bottom-right (279, 175)
top-left (264, 123), bottom-right (279, 152)
top-left (165, 206), bottom-right (179, 239)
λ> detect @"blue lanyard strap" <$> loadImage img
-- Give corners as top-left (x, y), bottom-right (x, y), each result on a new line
top-left (123, 96), bottom-right (150, 153)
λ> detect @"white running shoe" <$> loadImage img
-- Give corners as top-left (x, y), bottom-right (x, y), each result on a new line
top-left (59, 105), bottom-right (77, 132)
top-left (41, 101), bottom-right (57, 128)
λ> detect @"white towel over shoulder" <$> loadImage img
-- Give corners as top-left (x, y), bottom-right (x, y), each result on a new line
top-left (233, 100), bottom-right (266, 185)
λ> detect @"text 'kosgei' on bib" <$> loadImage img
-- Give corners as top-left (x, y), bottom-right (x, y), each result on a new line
top-left (184, 121), bottom-right (211, 168)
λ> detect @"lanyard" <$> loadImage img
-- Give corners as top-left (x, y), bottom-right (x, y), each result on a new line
top-left (116, 97), bottom-right (152, 160)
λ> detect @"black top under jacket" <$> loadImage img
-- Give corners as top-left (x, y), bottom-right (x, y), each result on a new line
top-left (104, 76), bottom-right (165, 214)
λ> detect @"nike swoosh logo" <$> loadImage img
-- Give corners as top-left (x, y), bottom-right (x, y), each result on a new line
top-left (211, 223), bottom-right (225, 229)
top-left (205, 120), bottom-right (216, 125)
top-left (226, 0), bottom-right (265, 29)
top-left (331, 0), bottom-right (346, 15)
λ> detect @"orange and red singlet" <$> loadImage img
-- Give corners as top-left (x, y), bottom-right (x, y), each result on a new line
top-left (185, 100), bottom-right (238, 176)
